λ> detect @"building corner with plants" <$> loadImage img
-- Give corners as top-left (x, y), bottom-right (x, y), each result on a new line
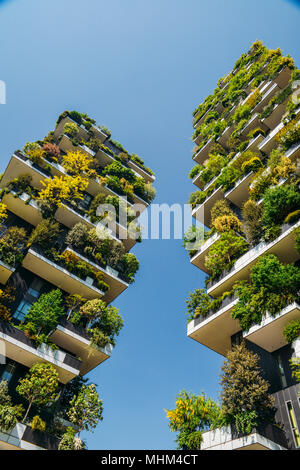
top-left (166, 41), bottom-right (300, 451)
top-left (0, 110), bottom-right (156, 450)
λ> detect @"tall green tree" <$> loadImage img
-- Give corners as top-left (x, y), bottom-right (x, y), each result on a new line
top-left (67, 384), bottom-right (103, 436)
top-left (220, 342), bottom-right (274, 434)
top-left (16, 363), bottom-right (59, 423)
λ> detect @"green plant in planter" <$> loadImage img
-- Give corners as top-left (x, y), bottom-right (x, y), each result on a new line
top-left (66, 223), bottom-right (89, 248)
top-left (189, 165), bottom-right (203, 180)
top-left (205, 231), bottom-right (248, 279)
top-left (120, 253), bottom-right (139, 282)
top-left (165, 391), bottom-right (223, 450)
top-left (0, 226), bottom-right (28, 267)
top-left (66, 384), bottom-right (103, 439)
top-left (0, 380), bottom-right (24, 432)
top-left (262, 184), bottom-right (300, 228)
top-left (283, 320), bottom-right (300, 344)
top-left (31, 415), bottom-right (46, 431)
top-left (232, 255), bottom-right (300, 330)
top-left (64, 122), bottom-right (79, 138)
top-left (242, 199), bottom-right (263, 247)
top-left (27, 219), bottom-right (61, 249)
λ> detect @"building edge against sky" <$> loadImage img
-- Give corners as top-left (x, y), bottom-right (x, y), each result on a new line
top-left (177, 41), bottom-right (300, 450)
top-left (0, 111), bottom-right (156, 450)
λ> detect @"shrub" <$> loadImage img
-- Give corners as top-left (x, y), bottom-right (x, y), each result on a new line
top-left (165, 391), bottom-right (223, 450)
top-left (211, 199), bottom-right (233, 222)
top-left (0, 403), bottom-right (24, 432)
top-left (120, 253), bottom-right (139, 282)
top-left (242, 199), bottom-right (263, 246)
top-left (66, 223), bottom-right (89, 248)
top-left (205, 231), bottom-right (248, 279)
top-left (43, 142), bottom-right (60, 161)
top-left (58, 427), bottom-right (84, 450)
top-left (241, 156), bottom-right (263, 175)
top-left (27, 148), bottom-right (45, 165)
top-left (24, 289), bottom-right (65, 336)
top-left (189, 165), bottom-right (203, 180)
top-left (23, 142), bottom-right (40, 156)
top-left (31, 415), bottom-right (46, 431)
top-left (212, 214), bottom-right (242, 234)
top-left (283, 320), bottom-right (300, 343)
top-left (27, 219), bottom-right (61, 249)
top-left (64, 122), bottom-right (79, 138)
top-left (263, 184), bottom-right (300, 227)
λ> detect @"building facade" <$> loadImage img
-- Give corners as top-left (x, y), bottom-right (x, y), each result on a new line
top-left (0, 111), bottom-right (155, 449)
top-left (187, 42), bottom-right (300, 450)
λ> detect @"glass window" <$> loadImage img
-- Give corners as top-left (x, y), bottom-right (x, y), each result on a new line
top-left (1, 361), bottom-right (16, 383)
top-left (13, 300), bottom-right (31, 321)
top-left (277, 354), bottom-right (287, 388)
top-left (287, 401), bottom-right (300, 448)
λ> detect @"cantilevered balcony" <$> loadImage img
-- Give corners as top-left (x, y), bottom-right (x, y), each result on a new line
top-left (187, 295), bottom-right (239, 356)
top-left (1, 191), bottom-right (43, 227)
top-left (190, 232), bottom-right (220, 273)
top-left (207, 220), bottom-right (300, 298)
top-left (193, 138), bottom-right (216, 165)
top-left (58, 134), bottom-right (96, 159)
top-left (0, 259), bottom-right (15, 285)
top-left (54, 116), bottom-right (91, 142)
top-left (0, 320), bottom-right (81, 384)
top-left (243, 303), bottom-right (300, 352)
top-left (0, 423), bottom-right (60, 450)
top-left (64, 247), bottom-right (129, 304)
top-left (22, 247), bottom-right (105, 300)
top-left (225, 171), bottom-right (254, 208)
top-left (200, 424), bottom-right (287, 450)
top-left (259, 108), bottom-right (300, 154)
top-left (285, 141), bottom-right (300, 163)
top-left (0, 152), bottom-right (51, 191)
top-left (50, 318), bottom-right (113, 376)
top-left (192, 186), bottom-right (224, 227)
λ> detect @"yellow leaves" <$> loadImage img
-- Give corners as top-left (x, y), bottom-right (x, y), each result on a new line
top-left (0, 203), bottom-right (8, 222)
top-left (61, 151), bottom-right (97, 179)
top-left (38, 174), bottom-right (88, 206)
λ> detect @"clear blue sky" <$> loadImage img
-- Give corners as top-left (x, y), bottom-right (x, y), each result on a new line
top-left (0, 0), bottom-right (299, 450)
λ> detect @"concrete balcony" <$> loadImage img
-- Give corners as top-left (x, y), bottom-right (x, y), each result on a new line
top-left (187, 295), bottom-right (239, 356)
top-left (1, 191), bottom-right (43, 227)
top-left (50, 318), bottom-right (112, 375)
top-left (192, 186), bottom-right (224, 228)
top-left (0, 320), bottom-right (81, 384)
top-left (22, 247), bottom-right (105, 300)
top-left (224, 171), bottom-right (254, 208)
top-left (285, 141), bottom-right (300, 163)
top-left (0, 259), bottom-right (15, 285)
top-left (54, 115), bottom-right (90, 142)
top-left (0, 152), bottom-right (50, 191)
top-left (201, 424), bottom-right (287, 450)
top-left (259, 108), bottom-right (300, 154)
top-left (190, 232), bottom-right (220, 273)
top-left (193, 138), bottom-right (216, 165)
top-left (58, 134), bottom-right (96, 159)
top-left (274, 66), bottom-right (292, 89)
top-left (243, 303), bottom-right (300, 352)
top-left (0, 423), bottom-right (60, 450)
top-left (207, 220), bottom-right (300, 298)
top-left (64, 247), bottom-right (129, 304)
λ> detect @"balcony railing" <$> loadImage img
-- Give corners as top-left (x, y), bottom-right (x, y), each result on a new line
top-left (0, 423), bottom-right (60, 450)
top-left (0, 320), bottom-right (82, 383)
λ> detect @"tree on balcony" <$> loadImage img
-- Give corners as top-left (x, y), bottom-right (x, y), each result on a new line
top-left (16, 363), bottom-right (59, 424)
top-left (220, 342), bottom-right (274, 434)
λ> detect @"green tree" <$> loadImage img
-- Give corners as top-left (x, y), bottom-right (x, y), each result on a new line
top-left (16, 363), bottom-right (59, 423)
top-left (67, 384), bottom-right (103, 436)
top-left (24, 289), bottom-right (65, 336)
top-left (220, 343), bottom-right (274, 434)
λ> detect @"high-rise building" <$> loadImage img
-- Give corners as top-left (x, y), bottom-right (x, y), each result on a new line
top-left (0, 110), bottom-right (155, 450)
top-left (187, 41), bottom-right (300, 450)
